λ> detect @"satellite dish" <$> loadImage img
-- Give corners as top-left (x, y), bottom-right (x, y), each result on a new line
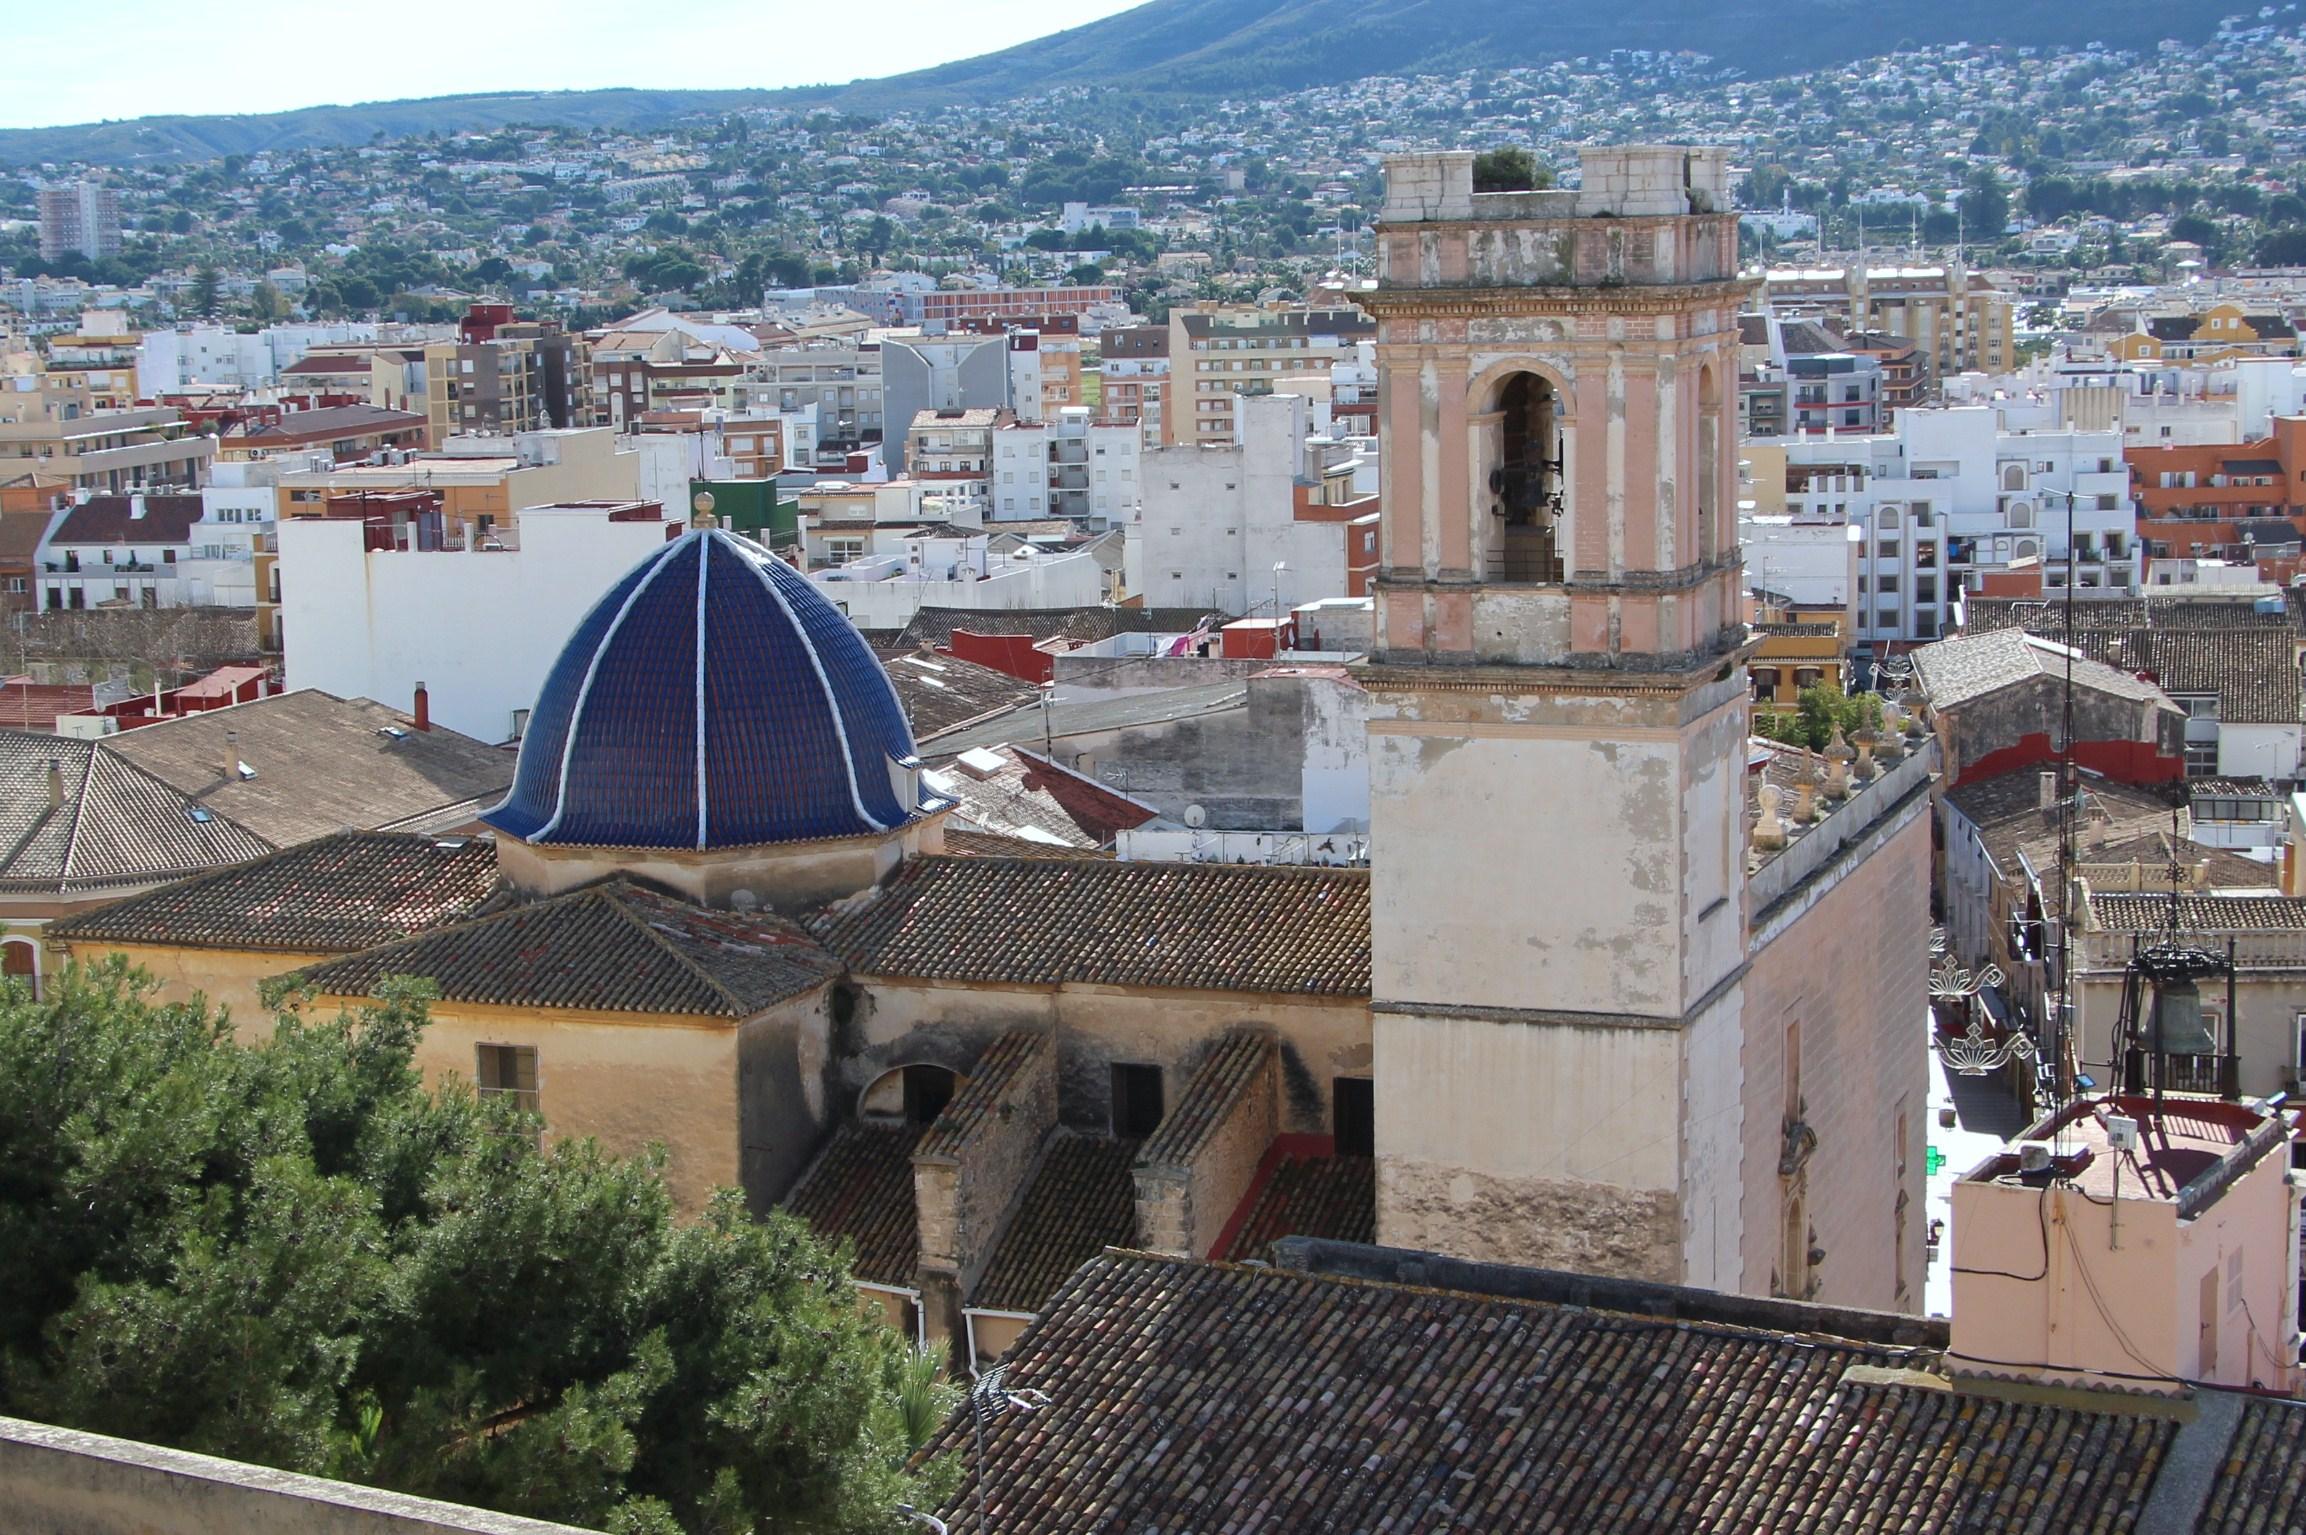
top-left (1183, 804), bottom-right (1207, 829)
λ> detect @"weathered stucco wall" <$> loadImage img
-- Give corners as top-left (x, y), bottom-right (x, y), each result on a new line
top-left (1372, 1010), bottom-right (1684, 1279)
top-left (846, 978), bottom-right (1368, 1139)
top-left (62, 941), bottom-right (327, 1036)
top-left (1740, 790), bottom-right (1932, 1312)
top-left (0, 1415), bottom-right (598, 1534)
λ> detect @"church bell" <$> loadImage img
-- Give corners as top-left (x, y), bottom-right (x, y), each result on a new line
top-left (2147, 976), bottom-right (2218, 1057)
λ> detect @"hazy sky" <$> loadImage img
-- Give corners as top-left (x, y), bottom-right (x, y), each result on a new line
top-left (0, 0), bottom-right (1147, 130)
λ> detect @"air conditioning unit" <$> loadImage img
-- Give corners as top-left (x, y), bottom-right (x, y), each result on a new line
top-left (2017, 1141), bottom-right (2054, 1174)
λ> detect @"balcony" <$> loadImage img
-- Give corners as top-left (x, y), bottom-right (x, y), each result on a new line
top-left (2120, 1048), bottom-right (2240, 1099)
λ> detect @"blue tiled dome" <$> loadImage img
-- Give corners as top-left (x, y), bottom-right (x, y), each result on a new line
top-left (486, 528), bottom-right (933, 849)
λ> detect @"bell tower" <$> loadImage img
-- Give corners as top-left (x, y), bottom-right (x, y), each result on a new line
top-left (1362, 146), bottom-right (1755, 1283)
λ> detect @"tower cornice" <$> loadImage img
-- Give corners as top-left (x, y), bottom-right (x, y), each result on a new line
top-left (1356, 278), bottom-right (1756, 320)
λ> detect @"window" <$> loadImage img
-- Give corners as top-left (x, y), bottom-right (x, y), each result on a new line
top-left (1333, 1078), bottom-right (1374, 1156)
top-left (902, 1063), bottom-right (957, 1125)
top-left (1110, 1063), bottom-right (1164, 1138)
top-left (476, 1044), bottom-right (539, 1116)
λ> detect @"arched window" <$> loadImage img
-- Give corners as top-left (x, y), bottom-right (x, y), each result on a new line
top-left (1877, 505), bottom-right (1902, 530)
top-left (2000, 462), bottom-right (2028, 493)
top-left (2007, 501), bottom-right (2035, 531)
top-left (2, 940), bottom-right (37, 1001)
top-left (1482, 371), bottom-right (1566, 583)
top-left (860, 1062), bottom-right (966, 1125)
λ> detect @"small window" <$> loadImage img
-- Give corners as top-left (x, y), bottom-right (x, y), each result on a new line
top-left (1110, 1062), bottom-right (1164, 1138)
top-left (1333, 1078), bottom-right (1374, 1156)
top-left (902, 1063), bottom-right (956, 1126)
top-left (477, 1043), bottom-right (540, 1117)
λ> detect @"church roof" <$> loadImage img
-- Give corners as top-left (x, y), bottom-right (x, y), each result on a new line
top-left (815, 854), bottom-right (1370, 997)
top-left (299, 877), bottom-right (839, 1018)
top-left (486, 528), bottom-right (936, 851)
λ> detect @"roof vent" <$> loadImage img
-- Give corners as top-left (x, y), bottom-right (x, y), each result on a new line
top-left (377, 726), bottom-right (409, 741)
top-left (956, 746), bottom-right (1006, 779)
top-left (234, 761), bottom-right (257, 781)
top-left (186, 805), bottom-right (213, 824)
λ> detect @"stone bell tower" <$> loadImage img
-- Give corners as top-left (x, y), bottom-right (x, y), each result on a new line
top-left (1362, 146), bottom-right (1755, 1285)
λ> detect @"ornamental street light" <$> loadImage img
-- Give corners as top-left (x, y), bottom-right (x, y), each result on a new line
top-left (1931, 943), bottom-right (2034, 1076)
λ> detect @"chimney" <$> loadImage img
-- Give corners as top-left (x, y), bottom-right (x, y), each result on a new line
top-left (412, 682), bottom-right (430, 732)
top-left (44, 758), bottom-right (62, 811)
top-left (2037, 770), bottom-right (2058, 810)
top-left (223, 728), bottom-right (238, 781)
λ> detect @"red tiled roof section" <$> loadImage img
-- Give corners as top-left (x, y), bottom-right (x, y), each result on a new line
top-left (932, 1253), bottom-right (2177, 1534)
top-left (1217, 1154), bottom-right (1375, 1261)
top-left (2201, 1399), bottom-right (2306, 1530)
top-left (1138, 1028), bottom-right (1270, 1167)
top-left (48, 831), bottom-right (500, 954)
top-left (916, 1029), bottom-right (1048, 1163)
top-left (970, 1132), bottom-right (1139, 1313)
top-left (781, 1121), bottom-right (924, 1288)
top-left (49, 494), bottom-right (204, 546)
top-left (816, 855), bottom-right (1370, 997)
top-left (299, 877), bottom-right (839, 1017)
top-left (1016, 752), bottom-right (1155, 844)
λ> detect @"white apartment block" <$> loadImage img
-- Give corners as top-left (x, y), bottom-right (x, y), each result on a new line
top-left (1130, 392), bottom-right (1367, 615)
top-left (1749, 407), bottom-right (2134, 649)
top-left (137, 323), bottom-right (382, 396)
top-left (990, 408), bottom-right (1140, 526)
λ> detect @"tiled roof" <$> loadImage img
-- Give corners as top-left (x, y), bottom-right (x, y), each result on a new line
top-left (816, 855), bottom-right (1370, 997)
top-left (47, 832), bottom-right (500, 953)
top-left (1913, 628), bottom-right (2173, 711)
top-left (0, 733), bottom-right (273, 894)
top-left (227, 404), bottom-right (426, 444)
top-left (48, 494), bottom-right (204, 546)
top-left (971, 1132), bottom-right (1139, 1313)
top-left (101, 691), bottom-right (512, 849)
top-left (917, 1029), bottom-right (1048, 1162)
top-left (872, 645), bottom-right (1039, 741)
top-left (2200, 1399), bottom-right (2306, 1532)
top-left (918, 680), bottom-right (1248, 759)
top-left (1217, 1154), bottom-right (1376, 1261)
top-left (1965, 598), bottom-right (2305, 722)
top-left (932, 1251), bottom-right (2174, 1534)
top-left (781, 1121), bottom-right (924, 1287)
top-left (923, 745), bottom-right (1157, 849)
top-left (299, 877), bottom-right (839, 1017)
top-left (2091, 894), bottom-right (2306, 933)
top-left (1944, 768), bottom-right (2183, 878)
top-left (1139, 1029), bottom-right (1271, 1167)
top-left (941, 829), bottom-right (1113, 860)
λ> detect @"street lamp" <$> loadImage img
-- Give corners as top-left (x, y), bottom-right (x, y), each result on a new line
top-left (966, 1364), bottom-right (1050, 1535)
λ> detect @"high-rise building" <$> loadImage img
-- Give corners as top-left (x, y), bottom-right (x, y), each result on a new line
top-left (37, 182), bottom-right (121, 264)
top-left (1165, 304), bottom-right (1375, 447)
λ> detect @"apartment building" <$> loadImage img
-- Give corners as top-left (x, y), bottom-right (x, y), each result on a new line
top-left (882, 333), bottom-right (1014, 473)
top-left (40, 311), bottom-right (139, 409)
top-left (1096, 325), bottom-right (1169, 446)
top-left (37, 182), bottom-right (120, 263)
top-left (1744, 407), bottom-right (2132, 650)
top-left (1164, 304), bottom-right (1376, 447)
top-left (990, 408), bottom-right (1140, 525)
top-left (1129, 392), bottom-right (1377, 612)
top-left (740, 341), bottom-right (883, 459)
top-left (421, 306), bottom-right (589, 445)
top-left (917, 285), bottom-right (1119, 327)
top-left (2127, 417), bottom-right (2306, 581)
top-left (904, 407), bottom-right (999, 521)
top-left (1762, 263), bottom-right (2014, 383)
top-left (275, 426), bottom-right (639, 546)
top-left (0, 406), bottom-right (215, 494)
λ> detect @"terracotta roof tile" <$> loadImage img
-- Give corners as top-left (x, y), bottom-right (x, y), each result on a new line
top-left (816, 855), bottom-right (1369, 997)
top-left (782, 1121), bottom-right (923, 1288)
top-left (1138, 1028), bottom-right (1271, 1168)
top-left (971, 1132), bottom-right (1139, 1313)
top-left (917, 1029), bottom-right (1048, 1162)
top-left (930, 1252), bottom-right (2177, 1534)
top-left (1217, 1154), bottom-right (1375, 1261)
top-left (0, 733), bottom-right (273, 894)
top-left (2091, 893), bottom-right (2306, 932)
top-left (941, 829), bottom-right (1114, 860)
top-left (299, 878), bottom-right (839, 1017)
top-left (48, 832), bottom-right (500, 953)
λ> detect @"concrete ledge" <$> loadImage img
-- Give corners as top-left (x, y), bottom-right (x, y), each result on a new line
top-left (0, 1416), bottom-right (600, 1535)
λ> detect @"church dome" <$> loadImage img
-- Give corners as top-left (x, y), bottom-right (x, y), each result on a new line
top-left (486, 528), bottom-right (932, 850)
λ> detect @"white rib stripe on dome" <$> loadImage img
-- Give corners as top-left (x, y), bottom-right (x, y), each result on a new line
top-left (716, 530), bottom-right (889, 834)
top-left (694, 528), bottom-right (711, 850)
top-left (533, 535), bottom-right (686, 842)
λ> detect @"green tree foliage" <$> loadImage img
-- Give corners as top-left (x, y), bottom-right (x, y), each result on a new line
top-left (188, 264), bottom-right (221, 319)
top-left (0, 962), bottom-right (956, 1534)
top-left (1754, 684), bottom-right (1883, 752)
top-left (1471, 147), bottom-right (1551, 194)
top-left (1960, 166), bottom-right (2009, 241)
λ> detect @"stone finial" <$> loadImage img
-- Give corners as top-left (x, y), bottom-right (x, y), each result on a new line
top-left (1754, 783), bottom-right (1788, 852)
top-left (1822, 726), bottom-right (1854, 801)
top-left (1853, 727), bottom-right (1880, 782)
top-left (1792, 754), bottom-right (1821, 825)
top-left (1876, 702), bottom-right (1906, 762)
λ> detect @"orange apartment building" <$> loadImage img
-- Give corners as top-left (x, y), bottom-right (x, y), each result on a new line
top-left (2127, 416), bottom-right (2306, 580)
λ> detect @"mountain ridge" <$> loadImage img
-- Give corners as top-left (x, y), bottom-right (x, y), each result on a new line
top-left (0, 0), bottom-right (2228, 168)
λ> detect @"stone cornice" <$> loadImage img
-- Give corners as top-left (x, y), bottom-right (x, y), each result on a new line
top-left (1356, 278), bottom-right (1756, 319)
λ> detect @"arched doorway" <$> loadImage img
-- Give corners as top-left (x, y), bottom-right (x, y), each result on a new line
top-left (1483, 371), bottom-right (1566, 583)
